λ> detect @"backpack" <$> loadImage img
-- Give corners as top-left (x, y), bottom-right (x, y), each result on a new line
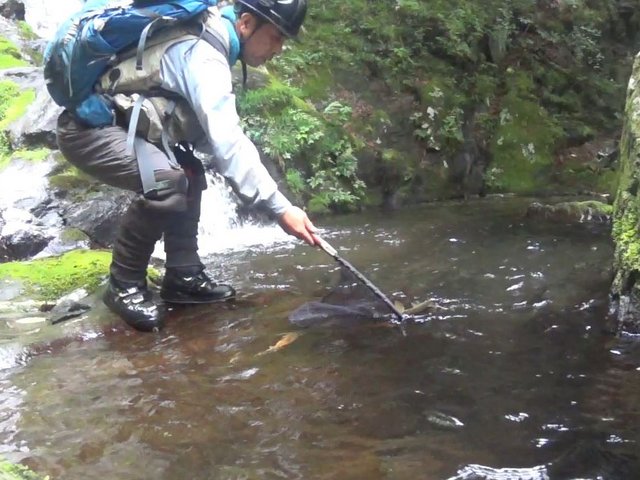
top-left (44, 0), bottom-right (219, 128)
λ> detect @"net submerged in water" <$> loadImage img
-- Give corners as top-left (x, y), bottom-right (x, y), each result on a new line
top-left (288, 268), bottom-right (397, 328)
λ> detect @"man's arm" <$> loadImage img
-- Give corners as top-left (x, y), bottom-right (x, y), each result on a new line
top-left (160, 40), bottom-right (318, 245)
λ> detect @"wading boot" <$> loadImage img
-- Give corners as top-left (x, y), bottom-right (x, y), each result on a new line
top-left (160, 268), bottom-right (236, 304)
top-left (103, 277), bottom-right (166, 332)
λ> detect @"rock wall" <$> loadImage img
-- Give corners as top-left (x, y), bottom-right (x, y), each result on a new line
top-left (611, 52), bottom-right (640, 335)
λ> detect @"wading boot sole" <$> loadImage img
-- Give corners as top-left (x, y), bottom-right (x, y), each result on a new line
top-left (160, 291), bottom-right (236, 305)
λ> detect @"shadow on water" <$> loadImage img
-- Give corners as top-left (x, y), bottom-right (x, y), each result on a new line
top-left (1, 197), bottom-right (639, 479)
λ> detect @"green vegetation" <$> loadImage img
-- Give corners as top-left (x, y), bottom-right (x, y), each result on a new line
top-left (0, 460), bottom-right (48, 480)
top-left (17, 22), bottom-right (38, 41)
top-left (255, 0), bottom-right (634, 207)
top-left (0, 79), bottom-right (40, 171)
top-left (0, 36), bottom-right (27, 69)
top-left (0, 250), bottom-right (111, 301)
top-left (13, 148), bottom-right (50, 162)
top-left (238, 79), bottom-right (365, 213)
top-left (0, 87), bottom-right (35, 130)
top-left (612, 192), bottom-right (640, 271)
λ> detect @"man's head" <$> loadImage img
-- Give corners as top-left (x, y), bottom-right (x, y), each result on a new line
top-left (235, 0), bottom-right (307, 67)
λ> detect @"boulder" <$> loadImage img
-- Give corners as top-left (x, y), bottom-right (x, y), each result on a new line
top-left (61, 189), bottom-right (135, 247)
top-left (7, 71), bottom-right (62, 150)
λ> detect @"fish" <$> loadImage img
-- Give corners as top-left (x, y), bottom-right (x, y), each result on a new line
top-left (256, 332), bottom-right (301, 356)
top-left (399, 299), bottom-right (441, 316)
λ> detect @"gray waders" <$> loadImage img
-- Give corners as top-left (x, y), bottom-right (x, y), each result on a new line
top-left (56, 111), bottom-right (206, 284)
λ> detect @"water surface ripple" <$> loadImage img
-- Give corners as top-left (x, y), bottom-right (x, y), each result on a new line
top-left (2, 198), bottom-right (639, 480)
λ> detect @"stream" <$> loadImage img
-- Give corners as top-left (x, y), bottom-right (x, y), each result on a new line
top-left (1, 197), bottom-right (639, 479)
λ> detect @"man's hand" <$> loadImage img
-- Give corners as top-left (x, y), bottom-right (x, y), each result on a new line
top-left (278, 206), bottom-right (320, 246)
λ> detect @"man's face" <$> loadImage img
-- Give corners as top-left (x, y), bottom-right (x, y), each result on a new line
top-left (238, 14), bottom-right (286, 67)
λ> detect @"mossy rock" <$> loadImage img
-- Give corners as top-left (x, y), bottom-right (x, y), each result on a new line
top-left (48, 172), bottom-right (95, 191)
top-left (0, 37), bottom-right (27, 70)
top-left (527, 200), bottom-right (613, 224)
top-left (0, 88), bottom-right (35, 130)
top-left (612, 191), bottom-right (640, 275)
top-left (0, 250), bottom-right (111, 302)
top-left (0, 460), bottom-right (49, 480)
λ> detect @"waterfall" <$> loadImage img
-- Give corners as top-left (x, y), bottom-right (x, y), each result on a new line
top-left (152, 172), bottom-right (293, 260)
top-left (22, 0), bottom-right (84, 39)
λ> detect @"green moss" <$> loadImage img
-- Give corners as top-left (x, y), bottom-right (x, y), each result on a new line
top-left (59, 228), bottom-right (90, 243)
top-left (0, 88), bottom-right (35, 129)
top-left (14, 148), bottom-right (51, 162)
top-left (0, 149), bottom-right (52, 173)
top-left (0, 81), bottom-right (20, 119)
top-left (0, 37), bottom-right (27, 69)
top-left (17, 22), bottom-right (38, 41)
top-left (48, 173), bottom-right (95, 191)
top-left (574, 200), bottom-right (614, 216)
top-left (0, 460), bottom-right (49, 480)
top-left (0, 250), bottom-right (111, 301)
top-left (488, 73), bottom-right (564, 193)
top-left (534, 200), bottom-right (614, 223)
top-left (612, 192), bottom-right (640, 273)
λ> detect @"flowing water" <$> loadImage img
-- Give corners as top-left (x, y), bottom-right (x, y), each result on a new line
top-left (1, 197), bottom-right (640, 480)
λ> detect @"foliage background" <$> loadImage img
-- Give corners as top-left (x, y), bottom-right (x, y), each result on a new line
top-left (238, 0), bottom-right (639, 212)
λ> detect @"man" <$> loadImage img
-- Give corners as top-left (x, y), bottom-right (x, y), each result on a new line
top-left (56, 0), bottom-right (317, 332)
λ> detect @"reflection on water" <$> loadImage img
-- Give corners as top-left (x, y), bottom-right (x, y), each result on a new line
top-left (2, 198), bottom-right (640, 480)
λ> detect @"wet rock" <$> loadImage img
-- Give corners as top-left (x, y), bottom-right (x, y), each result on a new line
top-left (526, 200), bottom-right (612, 225)
top-left (61, 189), bottom-right (134, 247)
top-left (48, 288), bottom-right (91, 325)
top-left (231, 63), bottom-right (270, 90)
top-left (0, 157), bottom-right (61, 260)
top-left (8, 79), bottom-right (62, 150)
top-left (0, 277), bottom-right (23, 301)
top-left (0, 12), bottom-right (23, 48)
top-left (611, 288), bottom-right (640, 335)
top-left (0, 228), bottom-right (51, 260)
top-left (0, 0), bottom-right (25, 21)
top-left (0, 65), bottom-right (43, 90)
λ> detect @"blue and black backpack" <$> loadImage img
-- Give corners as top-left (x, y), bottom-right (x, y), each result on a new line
top-left (44, 0), bottom-right (219, 128)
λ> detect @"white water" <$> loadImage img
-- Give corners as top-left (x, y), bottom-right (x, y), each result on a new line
top-left (22, 0), bottom-right (84, 39)
top-left (0, 160), bottom-right (62, 254)
top-left (152, 173), bottom-right (295, 260)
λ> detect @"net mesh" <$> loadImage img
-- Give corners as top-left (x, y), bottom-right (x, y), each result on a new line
top-left (288, 268), bottom-right (393, 328)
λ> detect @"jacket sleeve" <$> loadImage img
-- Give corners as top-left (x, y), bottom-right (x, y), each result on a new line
top-left (159, 39), bottom-right (292, 217)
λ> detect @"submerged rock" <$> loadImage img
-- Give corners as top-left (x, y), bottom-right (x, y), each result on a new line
top-left (526, 200), bottom-right (613, 225)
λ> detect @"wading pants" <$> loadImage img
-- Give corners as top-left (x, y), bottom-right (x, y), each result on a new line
top-left (56, 111), bottom-right (205, 284)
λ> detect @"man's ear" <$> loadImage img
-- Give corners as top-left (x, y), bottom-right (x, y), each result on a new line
top-left (237, 12), bottom-right (258, 41)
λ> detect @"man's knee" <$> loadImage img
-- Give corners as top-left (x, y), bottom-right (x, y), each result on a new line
top-left (142, 170), bottom-right (189, 212)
